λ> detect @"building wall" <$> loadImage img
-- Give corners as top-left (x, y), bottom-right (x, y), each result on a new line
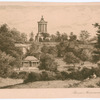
top-left (22, 61), bottom-right (39, 67)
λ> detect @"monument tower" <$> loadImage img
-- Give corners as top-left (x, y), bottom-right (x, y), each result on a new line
top-left (38, 16), bottom-right (47, 33)
top-left (35, 16), bottom-right (48, 42)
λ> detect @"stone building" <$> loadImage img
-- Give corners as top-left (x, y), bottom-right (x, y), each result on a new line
top-left (35, 16), bottom-right (48, 42)
top-left (21, 56), bottom-right (39, 70)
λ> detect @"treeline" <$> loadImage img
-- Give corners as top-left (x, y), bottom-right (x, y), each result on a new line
top-left (0, 22), bottom-right (100, 79)
top-left (34, 30), bottom-right (90, 43)
top-left (0, 24), bottom-right (27, 77)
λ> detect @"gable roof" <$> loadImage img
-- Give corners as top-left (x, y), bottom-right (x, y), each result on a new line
top-left (23, 56), bottom-right (39, 62)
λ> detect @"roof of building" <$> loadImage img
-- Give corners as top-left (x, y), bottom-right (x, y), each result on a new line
top-left (23, 56), bottom-right (39, 62)
top-left (38, 16), bottom-right (47, 23)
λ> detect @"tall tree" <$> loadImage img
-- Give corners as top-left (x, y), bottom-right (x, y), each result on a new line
top-left (64, 52), bottom-right (80, 67)
top-left (0, 24), bottom-right (23, 70)
top-left (61, 33), bottom-right (68, 41)
top-left (39, 53), bottom-right (58, 72)
top-left (21, 33), bottom-right (27, 43)
top-left (50, 34), bottom-right (56, 42)
top-left (55, 31), bottom-right (61, 42)
top-left (79, 30), bottom-right (90, 44)
top-left (41, 32), bottom-right (50, 41)
top-left (29, 32), bottom-right (34, 42)
top-left (0, 51), bottom-right (15, 78)
top-left (69, 32), bottom-right (77, 41)
top-left (92, 23), bottom-right (100, 63)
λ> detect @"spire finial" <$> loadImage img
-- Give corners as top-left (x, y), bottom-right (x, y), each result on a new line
top-left (41, 15), bottom-right (44, 20)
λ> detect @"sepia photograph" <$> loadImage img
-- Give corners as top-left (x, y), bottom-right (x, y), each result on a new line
top-left (0, 2), bottom-right (100, 90)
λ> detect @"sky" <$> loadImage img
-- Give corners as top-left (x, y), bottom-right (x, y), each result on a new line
top-left (0, 2), bottom-right (100, 38)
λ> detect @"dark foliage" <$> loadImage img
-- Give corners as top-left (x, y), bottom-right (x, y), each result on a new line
top-left (39, 53), bottom-right (58, 72)
top-left (9, 71), bottom-right (19, 79)
top-left (22, 66), bottom-right (100, 83)
top-left (9, 71), bottom-right (29, 79)
top-left (24, 72), bottom-right (42, 83)
top-left (41, 71), bottom-right (56, 81)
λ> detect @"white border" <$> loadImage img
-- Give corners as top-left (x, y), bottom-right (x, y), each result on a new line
top-left (0, 0), bottom-right (100, 100)
top-left (0, 0), bottom-right (100, 2)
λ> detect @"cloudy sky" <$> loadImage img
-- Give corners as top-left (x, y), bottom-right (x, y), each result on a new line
top-left (0, 2), bottom-right (100, 38)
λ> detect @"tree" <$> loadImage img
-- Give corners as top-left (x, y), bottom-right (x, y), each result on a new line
top-left (10, 28), bottom-right (23, 43)
top-left (0, 51), bottom-right (15, 78)
top-left (69, 32), bottom-right (77, 41)
top-left (56, 39), bottom-right (79, 57)
top-left (56, 41), bottom-right (69, 57)
top-left (20, 33), bottom-right (27, 43)
top-left (0, 24), bottom-right (23, 56)
top-left (39, 53), bottom-right (58, 72)
top-left (26, 42), bottom-right (40, 59)
top-left (61, 33), bottom-right (68, 41)
top-left (55, 31), bottom-right (61, 42)
top-left (48, 46), bottom-right (58, 57)
top-left (41, 45), bottom-right (58, 57)
top-left (0, 24), bottom-right (23, 70)
top-left (0, 24), bottom-right (9, 33)
top-left (64, 52), bottom-right (80, 67)
top-left (75, 48), bottom-right (92, 62)
top-left (92, 23), bottom-right (100, 63)
top-left (41, 32), bottom-right (50, 41)
top-left (41, 45), bottom-right (49, 54)
top-left (29, 32), bottom-right (34, 42)
top-left (50, 34), bottom-right (56, 42)
top-left (79, 30), bottom-right (90, 44)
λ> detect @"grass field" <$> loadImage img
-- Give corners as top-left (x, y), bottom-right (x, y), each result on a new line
top-left (1, 78), bottom-right (100, 88)
top-left (0, 77), bottom-right (23, 88)
top-left (0, 58), bottom-right (99, 89)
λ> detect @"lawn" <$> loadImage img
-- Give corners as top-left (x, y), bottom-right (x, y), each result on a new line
top-left (0, 77), bottom-right (23, 88)
top-left (1, 78), bottom-right (100, 88)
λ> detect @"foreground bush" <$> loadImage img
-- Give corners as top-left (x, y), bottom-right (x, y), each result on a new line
top-left (24, 72), bottom-right (42, 83)
top-left (92, 67), bottom-right (100, 77)
top-left (18, 71), bottom-right (29, 79)
top-left (61, 71), bottom-right (69, 80)
top-left (9, 71), bottom-right (29, 79)
top-left (24, 71), bottom-right (57, 83)
top-left (22, 66), bottom-right (100, 83)
top-left (69, 67), bottom-right (93, 80)
top-left (55, 71), bottom-right (63, 80)
top-left (9, 71), bottom-right (19, 79)
top-left (41, 71), bottom-right (56, 81)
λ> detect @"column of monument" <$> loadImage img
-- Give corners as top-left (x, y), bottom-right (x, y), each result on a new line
top-left (45, 24), bottom-right (47, 33)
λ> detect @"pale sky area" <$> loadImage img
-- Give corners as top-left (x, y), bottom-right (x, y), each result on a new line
top-left (0, 2), bottom-right (100, 38)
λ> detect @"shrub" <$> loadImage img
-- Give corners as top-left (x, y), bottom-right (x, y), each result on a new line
top-left (68, 67), bottom-right (93, 80)
top-left (61, 71), bottom-right (69, 80)
top-left (69, 71), bottom-right (83, 80)
top-left (92, 67), bottom-right (100, 77)
top-left (18, 71), bottom-right (29, 79)
top-left (9, 71), bottom-right (29, 79)
top-left (80, 67), bottom-right (93, 79)
top-left (87, 85), bottom-right (95, 88)
top-left (41, 71), bottom-right (56, 81)
top-left (55, 71), bottom-right (63, 80)
top-left (24, 72), bottom-right (42, 83)
top-left (67, 67), bottom-right (75, 71)
top-left (96, 81), bottom-right (100, 87)
top-left (9, 71), bottom-right (19, 79)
